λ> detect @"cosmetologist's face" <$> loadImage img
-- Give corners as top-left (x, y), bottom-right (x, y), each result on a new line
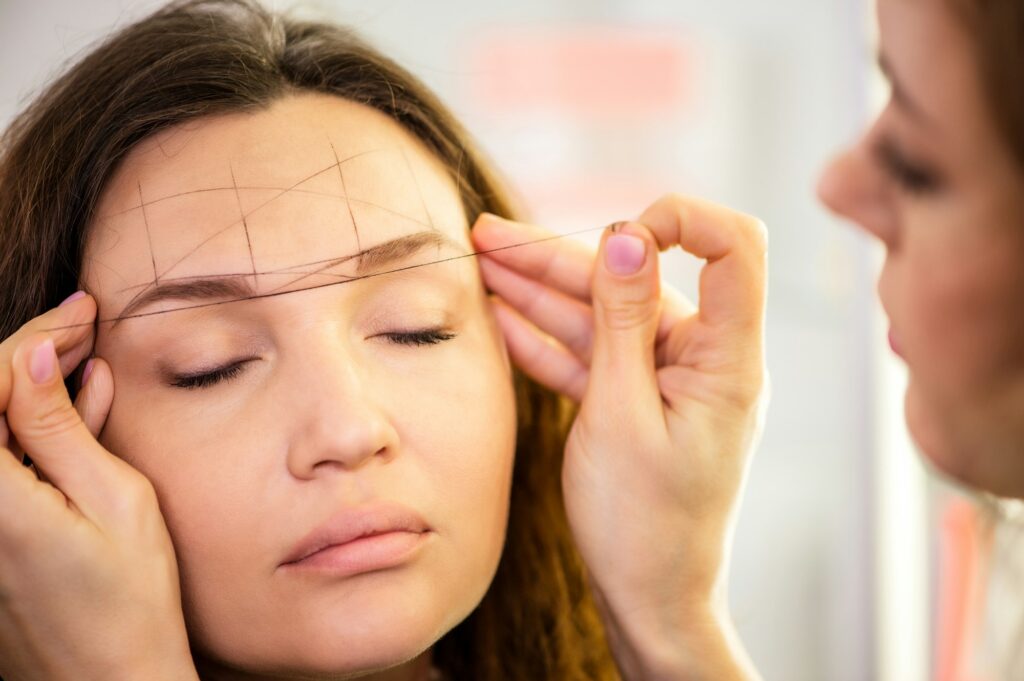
top-left (818, 0), bottom-right (1024, 496)
top-left (82, 93), bottom-right (517, 678)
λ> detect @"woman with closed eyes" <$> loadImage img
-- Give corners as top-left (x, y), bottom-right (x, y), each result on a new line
top-left (0, 1), bottom-right (767, 679)
top-left (11, 0), bottom-right (1018, 677)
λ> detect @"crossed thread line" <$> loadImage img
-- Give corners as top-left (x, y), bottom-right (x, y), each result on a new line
top-left (40, 224), bottom-right (607, 333)
top-left (113, 146), bottom-right (437, 315)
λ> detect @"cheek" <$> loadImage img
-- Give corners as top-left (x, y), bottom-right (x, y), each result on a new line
top-left (894, 229), bottom-right (1024, 399)
top-left (406, 337), bottom-right (518, 536)
top-left (101, 398), bottom-right (269, 572)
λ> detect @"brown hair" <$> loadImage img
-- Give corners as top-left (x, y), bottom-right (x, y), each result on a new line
top-left (947, 0), bottom-right (1024, 168)
top-left (0, 1), bottom-right (619, 678)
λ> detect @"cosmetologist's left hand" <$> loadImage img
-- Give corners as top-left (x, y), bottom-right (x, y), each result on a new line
top-left (471, 194), bottom-right (768, 680)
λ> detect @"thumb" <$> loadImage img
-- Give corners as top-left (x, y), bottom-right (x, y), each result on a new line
top-left (587, 222), bottom-right (663, 412)
top-left (8, 333), bottom-right (127, 523)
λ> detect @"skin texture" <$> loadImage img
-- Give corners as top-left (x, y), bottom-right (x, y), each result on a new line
top-left (818, 0), bottom-right (1024, 498)
top-left (82, 93), bottom-right (517, 679)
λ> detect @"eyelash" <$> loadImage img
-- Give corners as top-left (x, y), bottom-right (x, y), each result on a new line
top-left (169, 328), bottom-right (457, 391)
top-left (873, 137), bottom-right (942, 194)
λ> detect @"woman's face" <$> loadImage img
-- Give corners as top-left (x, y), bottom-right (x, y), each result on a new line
top-left (818, 0), bottom-right (1024, 496)
top-left (83, 93), bottom-right (517, 678)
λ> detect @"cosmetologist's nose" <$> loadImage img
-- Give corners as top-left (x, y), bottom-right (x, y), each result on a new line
top-left (817, 141), bottom-right (898, 249)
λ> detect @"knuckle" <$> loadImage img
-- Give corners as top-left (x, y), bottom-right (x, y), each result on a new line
top-left (661, 191), bottom-right (687, 206)
top-left (111, 475), bottom-right (158, 517)
top-left (734, 215), bottom-right (769, 253)
top-left (26, 399), bottom-right (82, 440)
top-left (726, 367), bottom-right (768, 411)
top-left (598, 295), bottom-right (658, 331)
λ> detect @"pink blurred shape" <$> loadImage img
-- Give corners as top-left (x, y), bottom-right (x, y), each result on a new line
top-left (466, 26), bottom-right (692, 122)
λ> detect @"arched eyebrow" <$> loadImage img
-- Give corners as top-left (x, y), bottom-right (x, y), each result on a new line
top-left (111, 230), bottom-right (464, 326)
top-left (877, 51), bottom-right (936, 130)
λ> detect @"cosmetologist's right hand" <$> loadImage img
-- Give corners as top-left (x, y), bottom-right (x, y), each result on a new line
top-left (0, 292), bottom-right (197, 681)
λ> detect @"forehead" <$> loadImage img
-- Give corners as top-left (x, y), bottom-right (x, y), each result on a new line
top-left (84, 93), bottom-right (467, 316)
top-left (877, 0), bottom-right (986, 135)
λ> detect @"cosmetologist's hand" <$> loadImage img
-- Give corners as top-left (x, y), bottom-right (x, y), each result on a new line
top-left (471, 195), bottom-right (768, 681)
top-left (0, 293), bottom-right (197, 681)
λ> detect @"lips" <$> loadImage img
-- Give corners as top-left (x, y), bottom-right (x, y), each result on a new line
top-left (281, 502), bottom-right (431, 566)
top-left (888, 328), bottom-right (904, 358)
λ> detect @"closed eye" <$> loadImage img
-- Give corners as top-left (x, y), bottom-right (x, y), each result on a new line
top-left (168, 329), bottom-right (457, 390)
top-left (170, 359), bottom-right (253, 390)
top-left (379, 329), bottom-right (457, 346)
top-left (873, 136), bottom-right (942, 194)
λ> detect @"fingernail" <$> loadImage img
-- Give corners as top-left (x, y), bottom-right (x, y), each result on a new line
top-left (81, 358), bottom-right (95, 388)
top-left (59, 290), bottom-right (86, 307)
top-left (605, 234), bottom-right (647, 276)
top-left (29, 339), bottom-right (56, 384)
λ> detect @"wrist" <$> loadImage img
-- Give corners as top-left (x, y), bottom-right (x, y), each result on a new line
top-left (108, 637), bottom-right (200, 681)
top-left (593, 586), bottom-right (759, 681)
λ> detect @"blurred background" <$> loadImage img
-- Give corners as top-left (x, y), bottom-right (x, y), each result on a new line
top-left (0, 1), bottom-right (994, 679)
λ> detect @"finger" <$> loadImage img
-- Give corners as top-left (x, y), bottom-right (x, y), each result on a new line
top-left (471, 213), bottom-right (597, 303)
top-left (636, 194), bottom-right (767, 333)
top-left (0, 445), bottom-right (51, 539)
top-left (7, 333), bottom-right (128, 524)
top-left (0, 292), bottom-right (97, 412)
top-left (0, 414), bottom-right (7, 450)
top-left (472, 213), bottom-right (697, 346)
top-left (73, 358), bottom-right (113, 439)
top-left (479, 256), bottom-right (596, 364)
top-left (587, 222), bottom-right (663, 414)
top-left (491, 298), bottom-right (589, 402)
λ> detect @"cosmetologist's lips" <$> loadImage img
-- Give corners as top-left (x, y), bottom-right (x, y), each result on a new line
top-left (888, 328), bottom-right (904, 358)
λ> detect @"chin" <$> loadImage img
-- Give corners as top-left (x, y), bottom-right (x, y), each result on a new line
top-left (904, 383), bottom-right (1024, 498)
top-left (194, 618), bottom-right (441, 680)
top-left (904, 383), bottom-right (973, 484)
top-left (192, 585), bottom-right (466, 679)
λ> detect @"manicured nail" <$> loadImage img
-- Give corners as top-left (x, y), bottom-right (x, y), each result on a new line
top-left (59, 290), bottom-right (86, 307)
top-left (81, 358), bottom-right (95, 388)
top-left (29, 338), bottom-right (57, 384)
top-left (605, 234), bottom-right (647, 276)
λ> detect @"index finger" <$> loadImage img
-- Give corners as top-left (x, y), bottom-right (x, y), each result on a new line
top-left (470, 213), bottom-right (598, 303)
top-left (0, 292), bottom-right (97, 411)
top-left (637, 194), bottom-right (767, 331)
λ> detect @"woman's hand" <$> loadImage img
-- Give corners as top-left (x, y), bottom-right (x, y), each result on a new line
top-left (472, 195), bottom-right (768, 681)
top-left (0, 294), bottom-right (198, 681)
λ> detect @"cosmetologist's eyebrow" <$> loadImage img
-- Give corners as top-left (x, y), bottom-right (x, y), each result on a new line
top-left (877, 52), bottom-right (935, 129)
top-left (113, 230), bottom-right (464, 324)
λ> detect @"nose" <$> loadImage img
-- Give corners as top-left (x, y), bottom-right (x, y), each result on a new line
top-left (817, 137), bottom-right (898, 249)
top-left (284, 333), bottom-right (400, 479)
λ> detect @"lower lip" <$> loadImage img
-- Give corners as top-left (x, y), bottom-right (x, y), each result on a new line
top-left (282, 531), bottom-right (432, 576)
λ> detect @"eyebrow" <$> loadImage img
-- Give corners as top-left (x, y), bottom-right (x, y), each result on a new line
top-left (112, 230), bottom-right (464, 324)
top-left (877, 52), bottom-right (934, 128)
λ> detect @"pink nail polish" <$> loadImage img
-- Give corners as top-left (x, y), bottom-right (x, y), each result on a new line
top-left (59, 290), bottom-right (86, 307)
top-left (605, 234), bottom-right (647, 276)
top-left (29, 339), bottom-right (56, 384)
top-left (81, 358), bottom-right (95, 388)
